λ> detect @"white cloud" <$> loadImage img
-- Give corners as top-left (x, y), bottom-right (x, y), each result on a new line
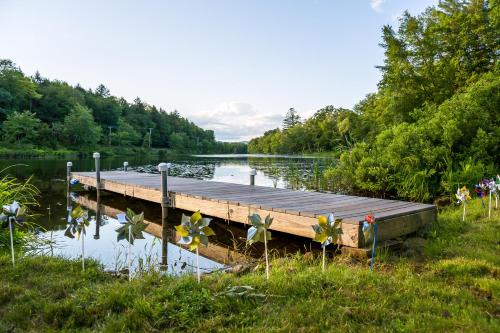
top-left (190, 102), bottom-right (284, 142)
top-left (370, 0), bottom-right (386, 12)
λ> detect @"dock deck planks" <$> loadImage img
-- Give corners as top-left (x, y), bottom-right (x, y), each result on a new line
top-left (73, 171), bottom-right (436, 248)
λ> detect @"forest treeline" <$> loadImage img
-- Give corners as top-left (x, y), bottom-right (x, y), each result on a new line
top-left (249, 0), bottom-right (499, 201)
top-left (0, 62), bottom-right (247, 154)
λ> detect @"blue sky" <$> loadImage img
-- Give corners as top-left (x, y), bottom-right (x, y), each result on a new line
top-left (0, 0), bottom-right (437, 141)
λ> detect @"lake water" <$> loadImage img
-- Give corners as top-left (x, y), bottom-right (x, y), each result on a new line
top-left (1, 154), bottom-right (333, 276)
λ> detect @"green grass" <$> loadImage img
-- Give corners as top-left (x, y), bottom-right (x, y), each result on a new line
top-left (0, 198), bottom-right (498, 332)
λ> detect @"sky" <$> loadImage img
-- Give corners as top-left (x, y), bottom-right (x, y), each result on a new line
top-left (0, 0), bottom-right (438, 141)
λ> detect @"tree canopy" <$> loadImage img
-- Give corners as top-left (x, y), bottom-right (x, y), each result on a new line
top-left (0, 63), bottom-right (247, 153)
top-left (249, 0), bottom-right (499, 201)
top-left (282, 108), bottom-right (301, 130)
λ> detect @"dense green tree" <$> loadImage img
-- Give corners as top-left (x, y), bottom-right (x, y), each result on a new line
top-left (112, 118), bottom-right (141, 146)
top-left (1, 111), bottom-right (41, 144)
top-left (169, 132), bottom-right (188, 151)
top-left (250, 0), bottom-right (499, 201)
top-left (84, 88), bottom-right (121, 128)
top-left (62, 104), bottom-right (102, 147)
top-left (0, 60), bottom-right (40, 120)
top-left (32, 79), bottom-right (83, 123)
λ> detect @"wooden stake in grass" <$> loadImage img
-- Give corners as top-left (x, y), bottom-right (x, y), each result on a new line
top-left (0, 201), bottom-right (26, 268)
top-left (176, 211), bottom-right (215, 283)
top-left (311, 213), bottom-right (342, 273)
top-left (247, 214), bottom-right (273, 280)
top-left (116, 209), bottom-right (147, 281)
top-left (456, 186), bottom-right (471, 222)
top-left (64, 206), bottom-right (90, 271)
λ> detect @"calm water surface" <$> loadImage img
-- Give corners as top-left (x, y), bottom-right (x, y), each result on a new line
top-left (1, 154), bottom-right (334, 275)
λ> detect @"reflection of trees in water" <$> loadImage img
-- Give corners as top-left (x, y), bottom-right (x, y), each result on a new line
top-left (248, 157), bottom-right (336, 191)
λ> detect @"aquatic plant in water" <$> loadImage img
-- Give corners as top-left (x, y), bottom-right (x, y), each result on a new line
top-left (64, 206), bottom-right (90, 270)
top-left (456, 186), bottom-right (471, 222)
top-left (176, 211), bottom-right (215, 283)
top-left (116, 209), bottom-right (147, 281)
top-left (247, 213), bottom-right (273, 280)
top-left (0, 201), bottom-right (26, 267)
top-left (311, 213), bottom-right (342, 272)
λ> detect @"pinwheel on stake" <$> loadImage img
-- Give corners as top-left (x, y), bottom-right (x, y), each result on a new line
top-left (115, 209), bottom-right (147, 281)
top-left (0, 201), bottom-right (26, 267)
top-left (362, 212), bottom-right (378, 271)
top-left (456, 186), bottom-right (471, 222)
top-left (495, 175), bottom-right (500, 209)
top-left (475, 181), bottom-right (487, 208)
top-left (311, 213), bottom-right (342, 272)
top-left (175, 211), bottom-right (215, 283)
top-left (247, 213), bottom-right (273, 280)
top-left (64, 206), bottom-right (90, 270)
top-left (486, 179), bottom-right (496, 219)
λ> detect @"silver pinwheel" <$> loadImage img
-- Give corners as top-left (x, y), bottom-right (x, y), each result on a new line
top-left (115, 209), bottom-right (147, 281)
top-left (0, 201), bottom-right (26, 267)
top-left (247, 213), bottom-right (273, 280)
top-left (64, 206), bottom-right (90, 270)
top-left (175, 211), bottom-right (215, 283)
top-left (311, 213), bottom-right (342, 272)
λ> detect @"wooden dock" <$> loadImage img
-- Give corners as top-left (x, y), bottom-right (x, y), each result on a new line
top-left (72, 171), bottom-right (436, 248)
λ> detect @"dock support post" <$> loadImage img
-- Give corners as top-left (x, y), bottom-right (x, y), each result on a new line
top-left (250, 169), bottom-right (257, 186)
top-left (93, 152), bottom-right (101, 240)
top-left (158, 162), bottom-right (170, 268)
top-left (66, 162), bottom-right (72, 212)
top-left (123, 161), bottom-right (128, 172)
top-left (94, 181), bottom-right (101, 240)
top-left (93, 152), bottom-right (101, 189)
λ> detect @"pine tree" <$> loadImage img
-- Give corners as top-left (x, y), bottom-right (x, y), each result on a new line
top-left (282, 108), bottom-right (301, 130)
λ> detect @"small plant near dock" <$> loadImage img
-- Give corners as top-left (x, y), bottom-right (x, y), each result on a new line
top-left (115, 209), bottom-right (147, 281)
top-left (176, 211), bottom-right (216, 283)
top-left (64, 206), bottom-right (90, 270)
top-left (0, 201), bottom-right (26, 267)
top-left (247, 213), bottom-right (273, 280)
top-left (311, 213), bottom-right (342, 272)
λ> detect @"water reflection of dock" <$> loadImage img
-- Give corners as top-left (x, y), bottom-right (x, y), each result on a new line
top-left (73, 171), bottom-right (436, 249)
top-left (75, 195), bottom-right (248, 265)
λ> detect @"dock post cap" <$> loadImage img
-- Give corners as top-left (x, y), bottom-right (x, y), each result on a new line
top-left (250, 169), bottom-right (257, 176)
top-left (166, 163), bottom-right (172, 168)
top-left (67, 162), bottom-right (73, 167)
top-left (158, 163), bottom-right (169, 171)
top-left (123, 161), bottom-right (129, 166)
top-left (93, 152), bottom-right (100, 159)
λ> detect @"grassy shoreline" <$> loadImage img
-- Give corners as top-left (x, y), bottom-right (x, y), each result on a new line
top-left (0, 198), bottom-right (498, 332)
